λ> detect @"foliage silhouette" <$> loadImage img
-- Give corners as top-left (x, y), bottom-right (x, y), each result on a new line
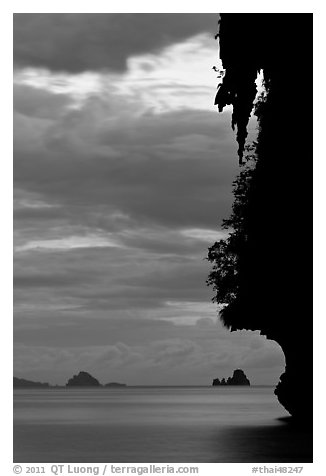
top-left (207, 147), bottom-right (257, 327)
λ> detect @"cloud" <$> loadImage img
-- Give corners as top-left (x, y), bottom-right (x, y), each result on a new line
top-left (13, 33), bottom-right (235, 236)
top-left (13, 329), bottom-right (285, 386)
top-left (116, 259), bottom-right (213, 304)
top-left (14, 99), bottom-right (237, 230)
top-left (14, 243), bottom-right (214, 320)
top-left (14, 14), bottom-right (217, 73)
top-left (15, 234), bottom-right (122, 252)
top-left (150, 338), bottom-right (200, 366)
top-left (12, 19), bottom-right (275, 386)
top-left (242, 341), bottom-right (285, 369)
top-left (13, 83), bottom-right (73, 119)
top-left (95, 342), bottom-right (143, 368)
top-left (14, 271), bottom-right (89, 288)
top-left (14, 315), bottom-right (176, 347)
top-left (195, 317), bottom-right (217, 327)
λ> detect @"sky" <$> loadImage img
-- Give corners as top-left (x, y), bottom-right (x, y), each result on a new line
top-left (13, 13), bottom-right (285, 386)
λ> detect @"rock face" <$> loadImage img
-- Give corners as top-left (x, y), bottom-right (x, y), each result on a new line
top-left (14, 377), bottom-right (49, 388)
top-left (209, 14), bottom-right (312, 421)
top-left (212, 369), bottom-right (250, 386)
top-left (66, 371), bottom-right (101, 387)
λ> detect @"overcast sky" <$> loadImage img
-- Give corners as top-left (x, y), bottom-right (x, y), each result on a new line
top-left (13, 13), bottom-right (284, 386)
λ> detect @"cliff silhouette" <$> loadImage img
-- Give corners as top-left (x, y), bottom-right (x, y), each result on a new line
top-left (213, 369), bottom-right (250, 386)
top-left (208, 14), bottom-right (312, 420)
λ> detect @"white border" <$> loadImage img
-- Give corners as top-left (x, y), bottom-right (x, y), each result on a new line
top-left (2, 2), bottom-right (324, 473)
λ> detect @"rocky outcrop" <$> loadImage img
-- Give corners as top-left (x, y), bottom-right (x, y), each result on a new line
top-left (212, 369), bottom-right (250, 386)
top-left (228, 369), bottom-right (250, 385)
top-left (66, 371), bottom-right (101, 387)
top-left (14, 377), bottom-right (49, 388)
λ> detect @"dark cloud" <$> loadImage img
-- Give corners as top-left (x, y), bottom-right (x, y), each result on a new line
top-left (14, 315), bottom-right (176, 347)
top-left (13, 84), bottom-right (72, 119)
top-left (14, 13), bottom-right (217, 73)
top-left (151, 339), bottom-right (199, 365)
top-left (14, 243), bottom-right (212, 317)
top-left (116, 260), bottom-right (212, 302)
top-left (14, 205), bottom-right (67, 222)
top-left (13, 311), bottom-right (262, 351)
top-left (14, 105), bottom-right (237, 229)
top-left (13, 271), bottom-right (90, 288)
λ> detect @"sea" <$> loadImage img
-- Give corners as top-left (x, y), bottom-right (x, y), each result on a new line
top-left (13, 386), bottom-right (312, 463)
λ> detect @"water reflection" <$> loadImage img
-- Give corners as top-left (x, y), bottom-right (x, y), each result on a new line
top-left (14, 387), bottom-right (312, 462)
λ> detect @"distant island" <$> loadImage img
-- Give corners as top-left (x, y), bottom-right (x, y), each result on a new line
top-left (13, 377), bottom-right (49, 388)
top-left (212, 369), bottom-right (250, 386)
top-left (14, 371), bottom-right (127, 388)
top-left (66, 371), bottom-right (101, 387)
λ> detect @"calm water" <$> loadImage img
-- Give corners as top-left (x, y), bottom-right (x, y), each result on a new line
top-left (13, 386), bottom-right (312, 463)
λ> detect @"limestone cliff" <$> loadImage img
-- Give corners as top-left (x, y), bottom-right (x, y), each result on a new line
top-left (209, 14), bottom-right (312, 420)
